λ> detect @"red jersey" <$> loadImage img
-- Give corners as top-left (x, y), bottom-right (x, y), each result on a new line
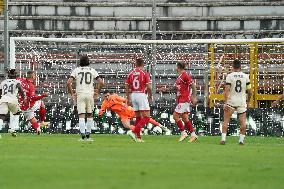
top-left (176, 71), bottom-right (194, 103)
top-left (17, 78), bottom-right (46, 111)
top-left (125, 68), bottom-right (151, 93)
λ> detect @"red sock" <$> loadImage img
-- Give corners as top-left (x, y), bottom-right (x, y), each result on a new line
top-left (185, 120), bottom-right (194, 133)
top-left (135, 116), bottom-right (141, 125)
top-left (149, 118), bottom-right (160, 126)
top-left (31, 122), bottom-right (39, 130)
top-left (134, 117), bottom-right (150, 139)
top-left (176, 120), bottom-right (185, 131)
top-left (39, 106), bottom-right (46, 122)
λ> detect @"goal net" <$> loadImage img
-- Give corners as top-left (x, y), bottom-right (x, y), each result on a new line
top-left (9, 37), bottom-right (284, 110)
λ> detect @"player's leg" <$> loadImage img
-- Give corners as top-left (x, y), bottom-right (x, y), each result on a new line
top-left (0, 103), bottom-right (8, 132)
top-left (134, 110), bottom-right (150, 142)
top-left (39, 101), bottom-right (49, 127)
top-left (8, 103), bottom-right (21, 136)
top-left (238, 107), bottom-right (247, 145)
top-left (121, 118), bottom-right (137, 141)
top-left (85, 95), bottom-right (95, 141)
top-left (23, 109), bottom-right (41, 135)
top-left (221, 105), bottom-right (235, 144)
top-left (173, 104), bottom-right (188, 142)
top-left (181, 113), bottom-right (197, 143)
top-left (77, 96), bottom-right (87, 141)
top-left (132, 94), bottom-right (151, 142)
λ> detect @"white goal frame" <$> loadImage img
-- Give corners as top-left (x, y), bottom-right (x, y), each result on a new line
top-left (9, 37), bottom-right (284, 69)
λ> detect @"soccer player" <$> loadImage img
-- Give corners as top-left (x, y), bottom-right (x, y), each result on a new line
top-left (0, 69), bottom-right (26, 137)
top-left (271, 93), bottom-right (284, 107)
top-left (16, 70), bottom-right (49, 135)
top-left (67, 55), bottom-right (104, 141)
top-left (98, 90), bottom-right (170, 140)
top-left (125, 58), bottom-right (152, 142)
top-left (220, 59), bottom-right (252, 145)
top-left (162, 62), bottom-right (198, 142)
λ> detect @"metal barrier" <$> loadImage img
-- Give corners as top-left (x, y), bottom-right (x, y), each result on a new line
top-left (208, 42), bottom-right (284, 108)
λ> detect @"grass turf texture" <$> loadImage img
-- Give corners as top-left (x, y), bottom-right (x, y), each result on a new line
top-left (0, 134), bottom-right (283, 189)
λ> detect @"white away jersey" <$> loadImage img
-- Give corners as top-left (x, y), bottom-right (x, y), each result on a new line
top-left (70, 66), bottom-right (99, 95)
top-left (0, 79), bottom-right (20, 104)
top-left (226, 72), bottom-right (250, 106)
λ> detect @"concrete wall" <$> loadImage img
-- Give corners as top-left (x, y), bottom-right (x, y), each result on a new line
top-left (0, 1), bottom-right (284, 34)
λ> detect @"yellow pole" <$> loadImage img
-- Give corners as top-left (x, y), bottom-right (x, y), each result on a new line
top-left (208, 44), bottom-right (215, 108)
top-left (249, 43), bottom-right (256, 108)
top-left (253, 43), bottom-right (259, 108)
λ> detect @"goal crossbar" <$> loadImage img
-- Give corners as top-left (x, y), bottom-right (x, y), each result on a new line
top-left (9, 37), bottom-right (284, 69)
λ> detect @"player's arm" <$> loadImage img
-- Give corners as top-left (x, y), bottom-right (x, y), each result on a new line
top-left (160, 84), bottom-right (177, 92)
top-left (67, 77), bottom-right (75, 96)
top-left (146, 83), bottom-right (153, 103)
top-left (98, 101), bottom-right (108, 117)
top-left (246, 81), bottom-right (252, 107)
top-left (125, 83), bottom-right (131, 105)
top-left (224, 84), bottom-right (231, 105)
top-left (95, 76), bottom-right (104, 94)
top-left (190, 82), bottom-right (197, 106)
top-left (28, 84), bottom-right (48, 101)
top-left (272, 94), bottom-right (284, 107)
top-left (16, 83), bottom-right (26, 100)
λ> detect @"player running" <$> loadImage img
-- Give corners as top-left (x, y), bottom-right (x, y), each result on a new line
top-left (15, 70), bottom-right (49, 135)
top-left (220, 59), bottom-right (252, 145)
top-left (67, 55), bottom-right (104, 141)
top-left (162, 62), bottom-right (198, 142)
top-left (99, 90), bottom-right (170, 140)
top-left (0, 69), bottom-right (26, 137)
top-left (125, 58), bottom-right (152, 142)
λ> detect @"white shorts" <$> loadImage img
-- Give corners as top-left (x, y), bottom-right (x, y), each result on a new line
top-left (0, 102), bottom-right (21, 115)
top-left (23, 100), bottom-right (42, 120)
top-left (131, 93), bottom-right (150, 111)
top-left (77, 94), bottom-right (94, 114)
top-left (226, 103), bottom-right (247, 114)
top-left (174, 102), bottom-right (190, 114)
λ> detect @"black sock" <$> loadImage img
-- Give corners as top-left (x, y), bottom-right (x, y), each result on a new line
top-left (86, 133), bottom-right (90, 139)
top-left (81, 134), bottom-right (86, 140)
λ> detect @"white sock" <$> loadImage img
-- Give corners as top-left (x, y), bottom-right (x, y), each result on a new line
top-left (239, 134), bottom-right (245, 143)
top-left (10, 114), bottom-right (20, 131)
top-left (86, 118), bottom-right (94, 134)
top-left (0, 119), bottom-right (3, 130)
top-left (221, 133), bottom-right (227, 141)
top-left (181, 130), bottom-right (187, 135)
top-left (79, 118), bottom-right (86, 134)
top-left (191, 131), bottom-right (197, 137)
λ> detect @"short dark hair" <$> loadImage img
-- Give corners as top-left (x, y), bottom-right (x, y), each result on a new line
top-left (177, 62), bottom-right (186, 70)
top-left (103, 90), bottom-right (110, 94)
top-left (79, 55), bottom-right (90, 67)
top-left (26, 70), bottom-right (35, 78)
top-left (232, 59), bottom-right (241, 69)
top-left (7, 69), bottom-right (17, 79)
top-left (135, 58), bottom-right (144, 67)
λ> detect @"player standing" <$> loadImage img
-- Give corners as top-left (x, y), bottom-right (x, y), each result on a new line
top-left (220, 59), bottom-right (252, 145)
top-left (67, 55), bottom-right (104, 141)
top-left (0, 69), bottom-right (26, 137)
top-left (162, 62), bottom-right (198, 142)
top-left (16, 70), bottom-right (49, 135)
top-left (125, 58), bottom-right (152, 142)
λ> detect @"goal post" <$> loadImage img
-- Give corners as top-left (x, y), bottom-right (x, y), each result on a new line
top-left (9, 37), bottom-right (284, 108)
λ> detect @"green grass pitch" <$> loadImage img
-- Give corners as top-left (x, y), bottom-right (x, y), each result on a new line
top-left (0, 134), bottom-right (284, 189)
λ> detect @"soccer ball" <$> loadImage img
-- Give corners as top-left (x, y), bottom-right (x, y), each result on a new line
top-left (152, 126), bottom-right (163, 135)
